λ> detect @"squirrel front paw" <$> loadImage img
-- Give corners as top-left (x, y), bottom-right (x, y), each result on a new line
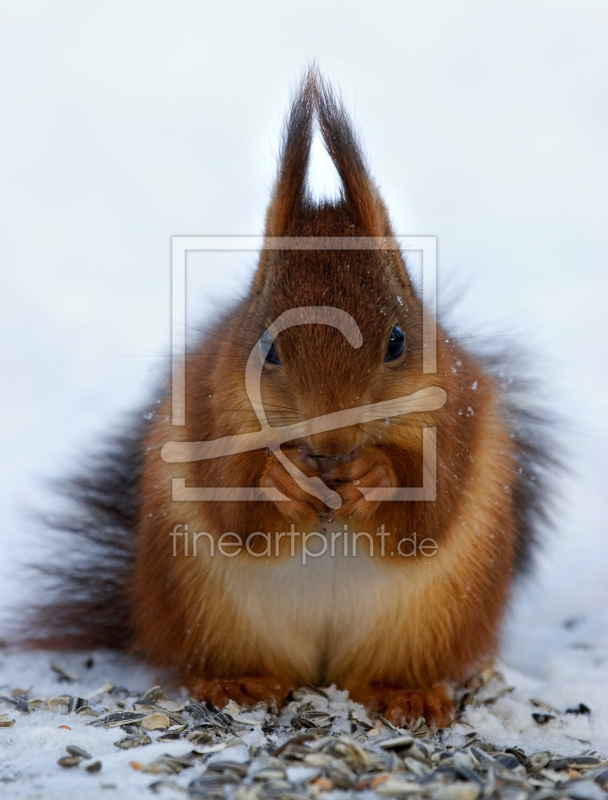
top-left (326, 447), bottom-right (397, 521)
top-left (189, 676), bottom-right (291, 712)
top-left (261, 449), bottom-right (328, 525)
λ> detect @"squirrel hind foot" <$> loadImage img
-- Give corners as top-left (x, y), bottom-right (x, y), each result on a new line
top-left (189, 676), bottom-right (292, 713)
top-left (349, 684), bottom-right (453, 729)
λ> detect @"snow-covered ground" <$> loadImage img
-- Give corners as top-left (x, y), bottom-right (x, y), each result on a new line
top-left (1, 645), bottom-right (607, 799)
top-left (1, 1), bottom-right (608, 796)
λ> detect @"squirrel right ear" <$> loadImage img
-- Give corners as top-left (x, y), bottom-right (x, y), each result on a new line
top-left (263, 70), bottom-right (316, 238)
top-left (263, 68), bottom-right (392, 239)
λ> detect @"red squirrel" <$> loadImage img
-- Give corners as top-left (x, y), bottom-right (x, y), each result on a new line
top-left (25, 70), bottom-right (552, 728)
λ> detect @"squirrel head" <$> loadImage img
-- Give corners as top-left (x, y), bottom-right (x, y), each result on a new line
top-left (238, 70), bottom-right (431, 458)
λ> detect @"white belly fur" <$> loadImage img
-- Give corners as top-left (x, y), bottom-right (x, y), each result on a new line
top-left (220, 525), bottom-right (421, 683)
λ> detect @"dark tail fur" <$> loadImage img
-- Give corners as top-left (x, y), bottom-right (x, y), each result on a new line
top-left (18, 417), bottom-right (148, 651)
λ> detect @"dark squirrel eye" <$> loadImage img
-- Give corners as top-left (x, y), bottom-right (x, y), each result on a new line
top-left (384, 325), bottom-right (405, 362)
top-left (259, 330), bottom-right (281, 366)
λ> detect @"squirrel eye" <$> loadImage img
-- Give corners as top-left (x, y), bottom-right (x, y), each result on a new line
top-left (259, 330), bottom-right (281, 366)
top-left (384, 325), bottom-right (405, 362)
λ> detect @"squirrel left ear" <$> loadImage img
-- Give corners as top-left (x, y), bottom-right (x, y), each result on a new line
top-left (315, 75), bottom-right (393, 238)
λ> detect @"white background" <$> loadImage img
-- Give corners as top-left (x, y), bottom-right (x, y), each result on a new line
top-left (1, 0), bottom-right (607, 740)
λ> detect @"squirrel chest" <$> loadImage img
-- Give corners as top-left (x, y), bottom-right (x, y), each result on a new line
top-left (220, 531), bottom-right (419, 684)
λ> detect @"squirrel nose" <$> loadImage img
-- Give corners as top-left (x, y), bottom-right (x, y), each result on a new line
top-left (306, 429), bottom-right (360, 459)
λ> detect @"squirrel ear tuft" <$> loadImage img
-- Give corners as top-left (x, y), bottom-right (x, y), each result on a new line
top-left (315, 75), bottom-right (392, 237)
top-left (264, 68), bottom-right (392, 238)
top-left (263, 68), bottom-right (317, 238)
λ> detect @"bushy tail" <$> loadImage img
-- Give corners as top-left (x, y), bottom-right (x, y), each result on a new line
top-left (17, 417), bottom-right (147, 651)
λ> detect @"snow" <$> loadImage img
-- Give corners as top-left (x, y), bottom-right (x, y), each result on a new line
top-left (0, 646), bottom-right (607, 797)
top-left (1, 0), bottom-right (608, 796)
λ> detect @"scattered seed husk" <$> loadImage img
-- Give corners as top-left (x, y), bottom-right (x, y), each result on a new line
top-left (306, 752), bottom-right (354, 788)
top-left (525, 752), bottom-right (552, 772)
top-left (404, 756), bottom-right (432, 778)
top-left (188, 773), bottom-right (239, 794)
top-left (379, 733), bottom-right (415, 751)
top-left (151, 722), bottom-right (187, 741)
top-left (68, 696), bottom-right (92, 714)
top-left (566, 703), bottom-right (591, 715)
top-left (66, 744), bottom-right (92, 759)
top-left (0, 695), bottom-right (29, 713)
top-left (141, 686), bottom-right (166, 703)
top-left (85, 682), bottom-right (115, 701)
top-left (322, 736), bottom-right (370, 771)
top-left (148, 779), bottom-right (186, 795)
top-left (47, 695), bottom-right (71, 712)
top-left (155, 699), bottom-right (186, 713)
top-left (495, 754), bottom-right (526, 771)
top-left (114, 733), bottom-right (152, 749)
top-left (185, 702), bottom-right (233, 731)
top-left (51, 663), bottom-right (80, 683)
top-left (555, 756), bottom-right (602, 770)
top-left (2, 662), bottom-right (606, 800)
top-left (141, 712), bottom-right (171, 730)
top-left (142, 750), bottom-right (201, 775)
top-left (433, 783), bottom-right (482, 800)
top-left (101, 711), bottom-right (146, 728)
top-left (375, 778), bottom-right (426, 796)
top-left (291, 711), bottom-right (332, 731)
top-left (504, 747), bottom-right (527, 763)
top-left (208, 760), bottom-right (249, 779)
top-left (252, 768), bottom-right (287, 781)
top-left (134, 705), bottom-right (184, 726)
top-left (531, 698), bottom-right (562, 715)
top-left (594, 767), bottom-right (608, 789)
top-left (186, 726), bottom-right (214, 745)
top-left (10, 687), bottom-right (32, 698)
top-left (57, 756), bottom-right (82, 768)
top-left (532, 713), bottom-right (556, 725)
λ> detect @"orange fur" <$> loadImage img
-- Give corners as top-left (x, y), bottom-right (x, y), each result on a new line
top-left (129, 70), bottom-right (526, 727)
